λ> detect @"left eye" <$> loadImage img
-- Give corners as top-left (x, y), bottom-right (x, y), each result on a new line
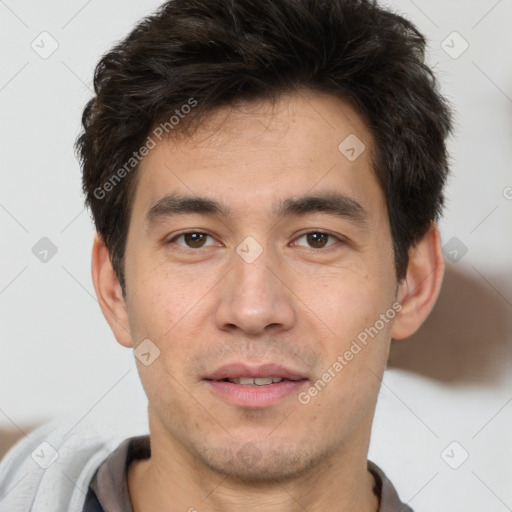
top-left (294, 232), bottom-right (340, 249)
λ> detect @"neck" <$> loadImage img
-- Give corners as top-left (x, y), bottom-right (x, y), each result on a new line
top-left (128, 412), bottom-right (379, 512)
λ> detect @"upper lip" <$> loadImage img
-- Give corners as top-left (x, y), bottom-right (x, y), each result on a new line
top-left (204, 363), bottom-right (308, 381)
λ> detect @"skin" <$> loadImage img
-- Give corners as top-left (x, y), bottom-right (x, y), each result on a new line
top-left (92, 90), bottom-right (444, 511)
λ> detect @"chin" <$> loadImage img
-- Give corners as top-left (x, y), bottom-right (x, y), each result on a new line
top-left (193, 438), bottom-right (331, 484)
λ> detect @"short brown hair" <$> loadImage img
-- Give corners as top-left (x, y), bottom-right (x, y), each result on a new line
top-left (76, 0), bottom-right (452, 294)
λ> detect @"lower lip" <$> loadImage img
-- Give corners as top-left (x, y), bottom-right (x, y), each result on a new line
top-left (205, 379), bottom-right (308, 408)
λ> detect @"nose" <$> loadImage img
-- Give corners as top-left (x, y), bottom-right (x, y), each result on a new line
top-left (214, 243), bottom-right (296, 336)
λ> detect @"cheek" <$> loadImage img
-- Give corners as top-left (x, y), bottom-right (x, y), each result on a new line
top-left (301, 266), bottom-right (393, 340)
top-left (300, 268), bottom-right (396, 417)
top-left (126, 252), bottom-right (196, 338)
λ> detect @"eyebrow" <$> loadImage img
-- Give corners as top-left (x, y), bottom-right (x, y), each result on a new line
top-left (145, 191), bottom-right (368, 227)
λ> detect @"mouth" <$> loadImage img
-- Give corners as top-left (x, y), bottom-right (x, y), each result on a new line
top-left (203, 363), bottom-right (309, 408)
top-left (214, 376), bottom-right (300, 386)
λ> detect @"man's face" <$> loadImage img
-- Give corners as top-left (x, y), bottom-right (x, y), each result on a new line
top-left (123, 91), bottom-right (399, 481)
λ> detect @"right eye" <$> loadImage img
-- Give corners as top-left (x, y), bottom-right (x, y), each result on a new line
top-left (167, 231), bottom-right (218, 250)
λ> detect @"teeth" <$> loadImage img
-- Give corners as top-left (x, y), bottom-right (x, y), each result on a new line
top-left (226, 377), bottom-right (284, 385)
top-left (254, 377), bottom-right (273, 385)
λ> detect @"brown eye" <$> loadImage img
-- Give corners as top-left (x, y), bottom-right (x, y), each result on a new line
top-left (295, 232), bottom-right (340, 249)
top-left (169, 232), bottom-right (216, 249)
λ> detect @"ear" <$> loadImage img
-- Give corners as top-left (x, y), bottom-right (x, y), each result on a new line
top-left (391, 223), bottom-right (445, 340)
top-left (91, 232), bottom-right (133, 348)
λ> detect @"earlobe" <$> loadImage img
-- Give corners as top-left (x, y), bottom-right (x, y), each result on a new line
top-left (391, 223), bottom-right (445, 340)
top-left (91, 233), bottom-right (133, 348)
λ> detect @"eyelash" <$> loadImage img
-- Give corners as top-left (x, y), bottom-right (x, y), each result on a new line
top-left (166, 231), bottom-right (344, 252)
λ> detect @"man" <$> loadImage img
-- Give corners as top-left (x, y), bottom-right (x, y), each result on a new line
top-left (0, 0), bottom-right (451, 510)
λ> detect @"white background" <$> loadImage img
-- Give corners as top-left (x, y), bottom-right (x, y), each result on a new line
top-left (1, 0), bottom-right (511, 510)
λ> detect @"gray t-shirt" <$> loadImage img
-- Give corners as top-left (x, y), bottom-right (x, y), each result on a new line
top-left (83, 436), bottom-right (413, 512)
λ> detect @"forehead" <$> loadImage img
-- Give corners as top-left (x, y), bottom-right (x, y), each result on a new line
top-left (131, 90), bottom-right (383, 222)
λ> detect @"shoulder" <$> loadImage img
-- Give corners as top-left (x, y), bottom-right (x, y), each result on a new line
top-left (368, 460), bottom-right (414, 512)
top-left (0, 417), bottom-right (124, 512)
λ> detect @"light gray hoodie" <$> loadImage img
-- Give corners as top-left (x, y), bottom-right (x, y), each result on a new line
top-left (0, 417), bottom-right (126, 512)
